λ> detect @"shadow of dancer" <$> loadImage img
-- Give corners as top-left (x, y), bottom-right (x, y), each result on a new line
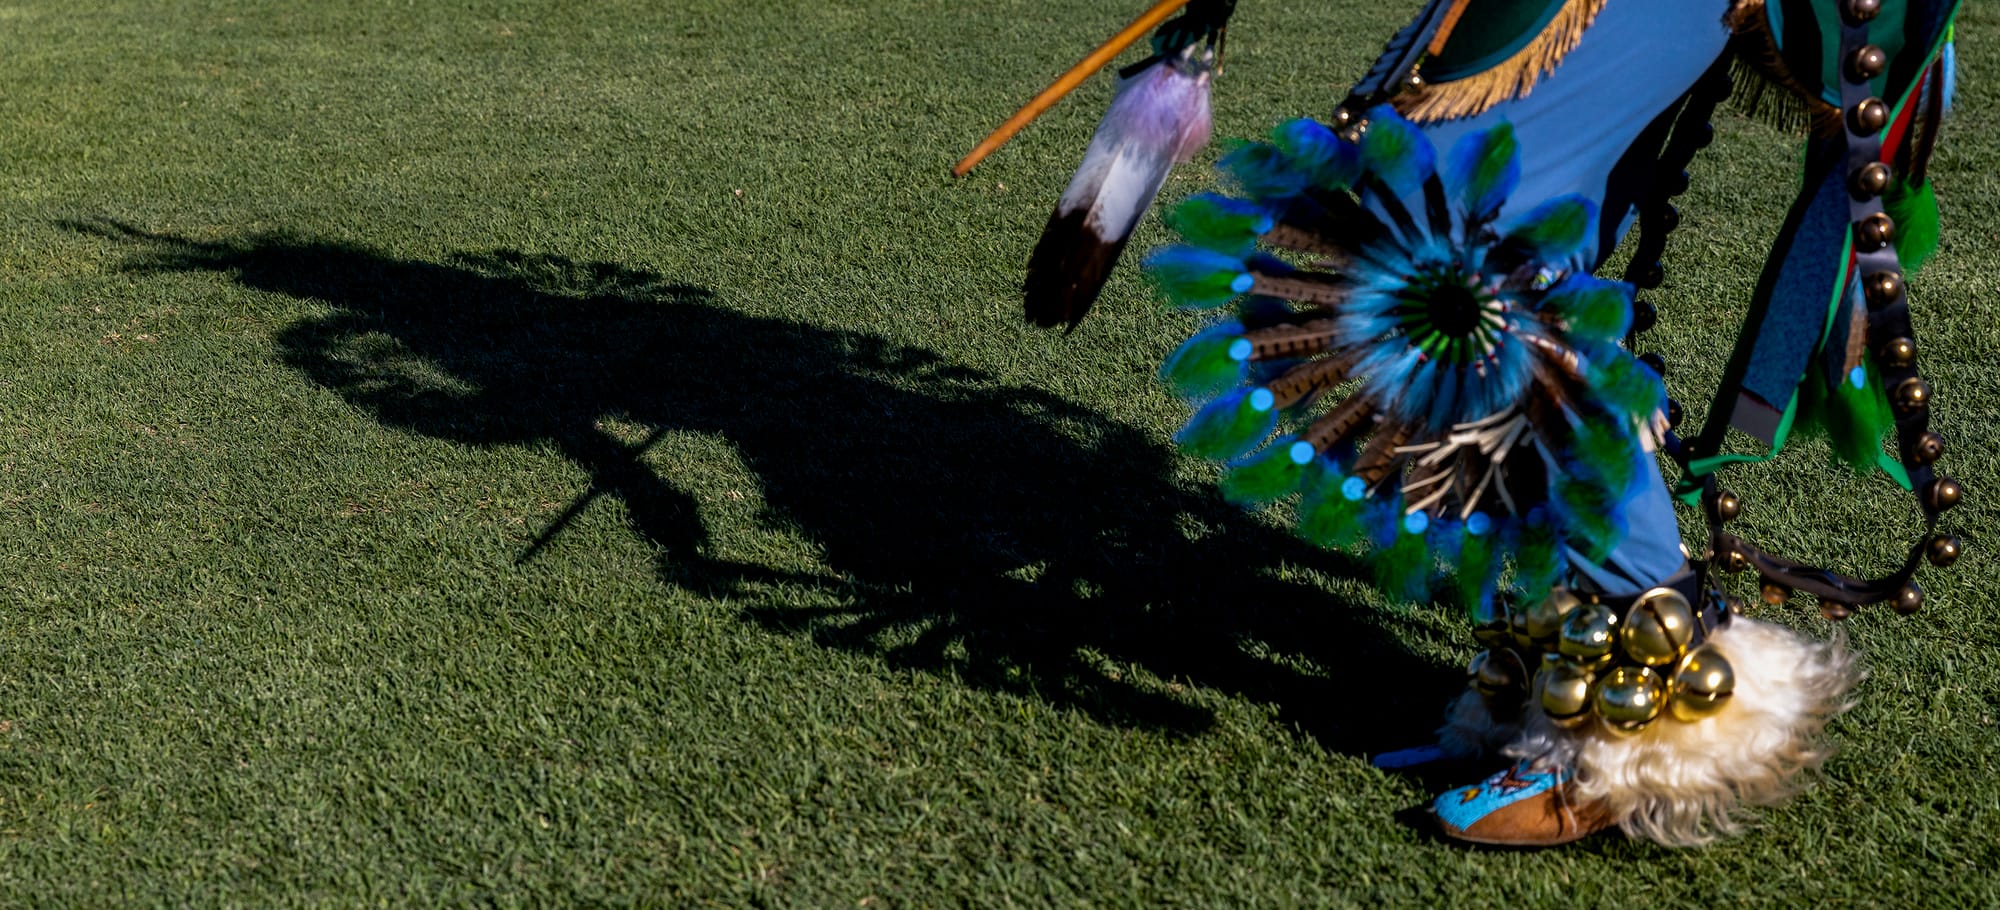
top-left (70, 218), bottom-right (1461, 754)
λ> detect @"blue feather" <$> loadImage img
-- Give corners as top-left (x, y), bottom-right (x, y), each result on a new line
top-left (1174, 387), bottom-right (1280, 461)
top-left (1271, 118), bottom-right (1362, 191)
top-left (1942, 40), bottom-right (1956, 116)
top-left (1443, 123), bottom-right (1520, 225)
top-left (1502, 194), bottom-right (1597, 267)
top-left (1159, 320), bottom-right (1250, 400)
top-left (1218, 140), bottom-right (1312, 204)
top-left (1143, 245), bottom-right (1253, 309)
top-left (1359, 104), bottom-right (1436, 197)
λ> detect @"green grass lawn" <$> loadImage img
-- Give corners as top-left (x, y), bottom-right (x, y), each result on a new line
top-left (1, 0), bottom-right (1996, 904)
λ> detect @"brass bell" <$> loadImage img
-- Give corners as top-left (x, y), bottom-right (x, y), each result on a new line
top-left (1880, 336), bottom-right (1917, 368)
top-left (1668, 646), bottom-right (1736, 722)
top-left (1725, 595), bottom-right (1748, 616)
top-left (1845, 0), bottom-right (1881, 22)
top-left (1557, 603), bottom-right (1619, 661)
top-left (1893, 582), bottom-right (1924, 615)
top-left (1863, 269), bottom-right (1904, 306)
top-left (1717, 546), bottom-right (1749, 574)
top-left (1819, 598), bottom-right (1853, 622)
top-left (1850, 98), bottom-right (1889, 135)
top-left (1926, 534), bottom-right (1962, 568)
top-left (1911, 431), bottom-right (1945, 465)
top-left (1849, 45), bottom-right (1889, 81)
top-left (1536, 662), bottom-right (1595, 727)
top-left (1893, 377), bottom-right (1931, 412)
top-left (1706, 489), bottom-right (1742, 523)
top-left (1855, 212), bottom-right (1895, 252)
top-left (1508, 599), bottom-right (1536, 650)
top-left (1526, 589), bottom-right (1584, 643)
top-left (1594, 665), bottom-right (1666, 733)
top-left (1620, 587), bottom-right (1696, 667)
top-left (1760, 578), bottom-right (1792, 606)
top-left (1471, 597), bottom-right (1512, 648)
top-left (1852, 163), bottom-right (1893, 199)
top-left (1924, 477), bottom-right (1963, 512)
top-left (1471, 648), bottom-right (1529, 698)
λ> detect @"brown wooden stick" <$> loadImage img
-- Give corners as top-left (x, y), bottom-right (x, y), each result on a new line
top-left (952, 0), bottom-right (1192, 177)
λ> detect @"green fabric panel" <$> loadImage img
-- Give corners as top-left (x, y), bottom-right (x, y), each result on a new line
top-left (1423, 0), bottom-right (1572, 81)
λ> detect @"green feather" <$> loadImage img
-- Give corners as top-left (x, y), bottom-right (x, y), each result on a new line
top-left (1174, 388), bottom-right (1278, 461)
top-left (1166, 193), bottom-right (1272, 255)
top-left (1554, 476), bottom-right (1620, 562)
top-left (1512, 521), bottom-right (1560, 600)
top-left (1219, 438), bottom-right (1315, 504)
top-left (1373, 519), bottom-right (1431, 603)
top-left (1502, 194), bottom-right (1594, 262)
top-left (1296, 464), bottom-right (1366, 549)
top-left (1585, 348), bottom-right (1665, 420)
top-left (1452, 527), bottom-right (1501, 615)
top-left (1160, 323), bottom-right (1250, 400)
top-left (1144, 245), bottom-right (1253, 310)
top-left (1798, 355), bottom-right (1893, 474)
top-left (1884, 176), bottom-right (1940, 274)
top-left (1542, 276), bottom-right (1632, 343)
top-left (1566, 419), bottom-right (1635, 491)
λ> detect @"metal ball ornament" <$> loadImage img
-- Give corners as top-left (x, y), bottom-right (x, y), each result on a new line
top-left (1849, 45), bottom-right (1889, 81)
top-left (1852, 163), bottom-right (1892, 199)
top-left (1845, 0), bottom-right (1881, 22)
top-left (1924, 477), bottom-right (1963, 512)
top-left (1893, 377), bottom-right (1931, 413)
top-left (1593, 666), bottom-right (1667, 733)
top-left (1526, 590), bottom-right (1584, 643)
top-left (1760, 579), bottom-right (1792, 606)
top-left (1893, 582), bottom-right (1924, 615)
top-left (1850, 98), bottom-right (1889, 134)
top-left (1819, 598), bottom-right (1853, 622)
top-left (1557, 603), bottom-right (1619, 661)
top-left (1864, 270), bottom-right (1903, 306)
top-left (1620, 587), bottom-right (1696, 667)
top-left (1471, 648), bottom-right (1528, 698)
top-left (1536, 662), bottom-right (1595, 727)
top-left (1855, 212), bottom-right (1895, 252)
top-left (1926, 534), bottom-right (1962, 568)
top-left (1880, 336), bottom-right (1917, 368)
top-left (1668, 646), bottom-right (1736, 721)
top-left (1912, 431), bottom-right (1945, 465)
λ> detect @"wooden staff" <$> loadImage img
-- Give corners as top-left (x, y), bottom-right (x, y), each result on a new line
top-left (952, 0), bottom-right (1192, 177)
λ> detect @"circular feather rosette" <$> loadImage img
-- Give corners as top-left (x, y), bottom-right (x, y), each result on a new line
top-left (1146, 106), bottom-right (1665, 609)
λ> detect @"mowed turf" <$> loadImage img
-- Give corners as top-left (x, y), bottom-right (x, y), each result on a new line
top-left (0, 0), bottom-right (1996, 905)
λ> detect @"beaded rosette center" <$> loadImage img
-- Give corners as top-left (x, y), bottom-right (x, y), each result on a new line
top-left (1149, 107), bottom-right (1667, 610)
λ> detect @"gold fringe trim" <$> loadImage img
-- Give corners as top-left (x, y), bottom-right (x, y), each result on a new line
top-left (1723, 0), bottom-right (1843, 137)
top-left (1393, 0), bottom-right (1609, 124)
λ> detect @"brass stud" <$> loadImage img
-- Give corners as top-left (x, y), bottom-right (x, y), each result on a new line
top-left (1405, 72), bottom-right (1426, 92)
top-left (1923, 477), bottom-right (1963, 512)
top-left (1892, 582), bottom-right (1924, 615)
top-left (1850, 98), bottom-right (1889, 134)
top-left (1851, 162), bottom-right (1893, 198)
top-left (1668, 645), bottom-right (1736, 722)
top-left (1620, 587), bottom-right (1697, 667)
top-left (1557, 603), bottom-right (1619, 662)
top-left (1331, 107), bottom-right (1356, 128)
top-left (1855, 212), bottom-right (1895, 252)
top-left (1911, 431), bottom-right (1946, 465)
top-left (1760, 578), bottom-right (1792, 606)
top-left (1525, 590), bottom-right (1584, 643)
top-left (1819, 598), bottom-right (1853, 622)
top-left (1926, 534), bottom-right (1962, 568)
top-left (1893, 377), bottom-right (1932, 412)
top-left (1849, 45), bottom-right (1889, 82)
top-left (1593, 665), bottom-right (1666, 733)
top-left (1880, 336), bottom-right (1917, 368)
top-left (1864, 270), bottom-right (1904, 306)
top-left (1845, 0), bottom-right (1882, 23)
top-left (1536, 662), bottom-right (1595, 727)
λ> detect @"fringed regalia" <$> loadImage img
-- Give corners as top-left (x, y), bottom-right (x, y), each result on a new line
top-left (977, 0), bottom-right (1964, 846)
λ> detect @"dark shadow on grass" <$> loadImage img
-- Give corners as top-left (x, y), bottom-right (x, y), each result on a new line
top-left (68, 217), bottom-right (1464, 754)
